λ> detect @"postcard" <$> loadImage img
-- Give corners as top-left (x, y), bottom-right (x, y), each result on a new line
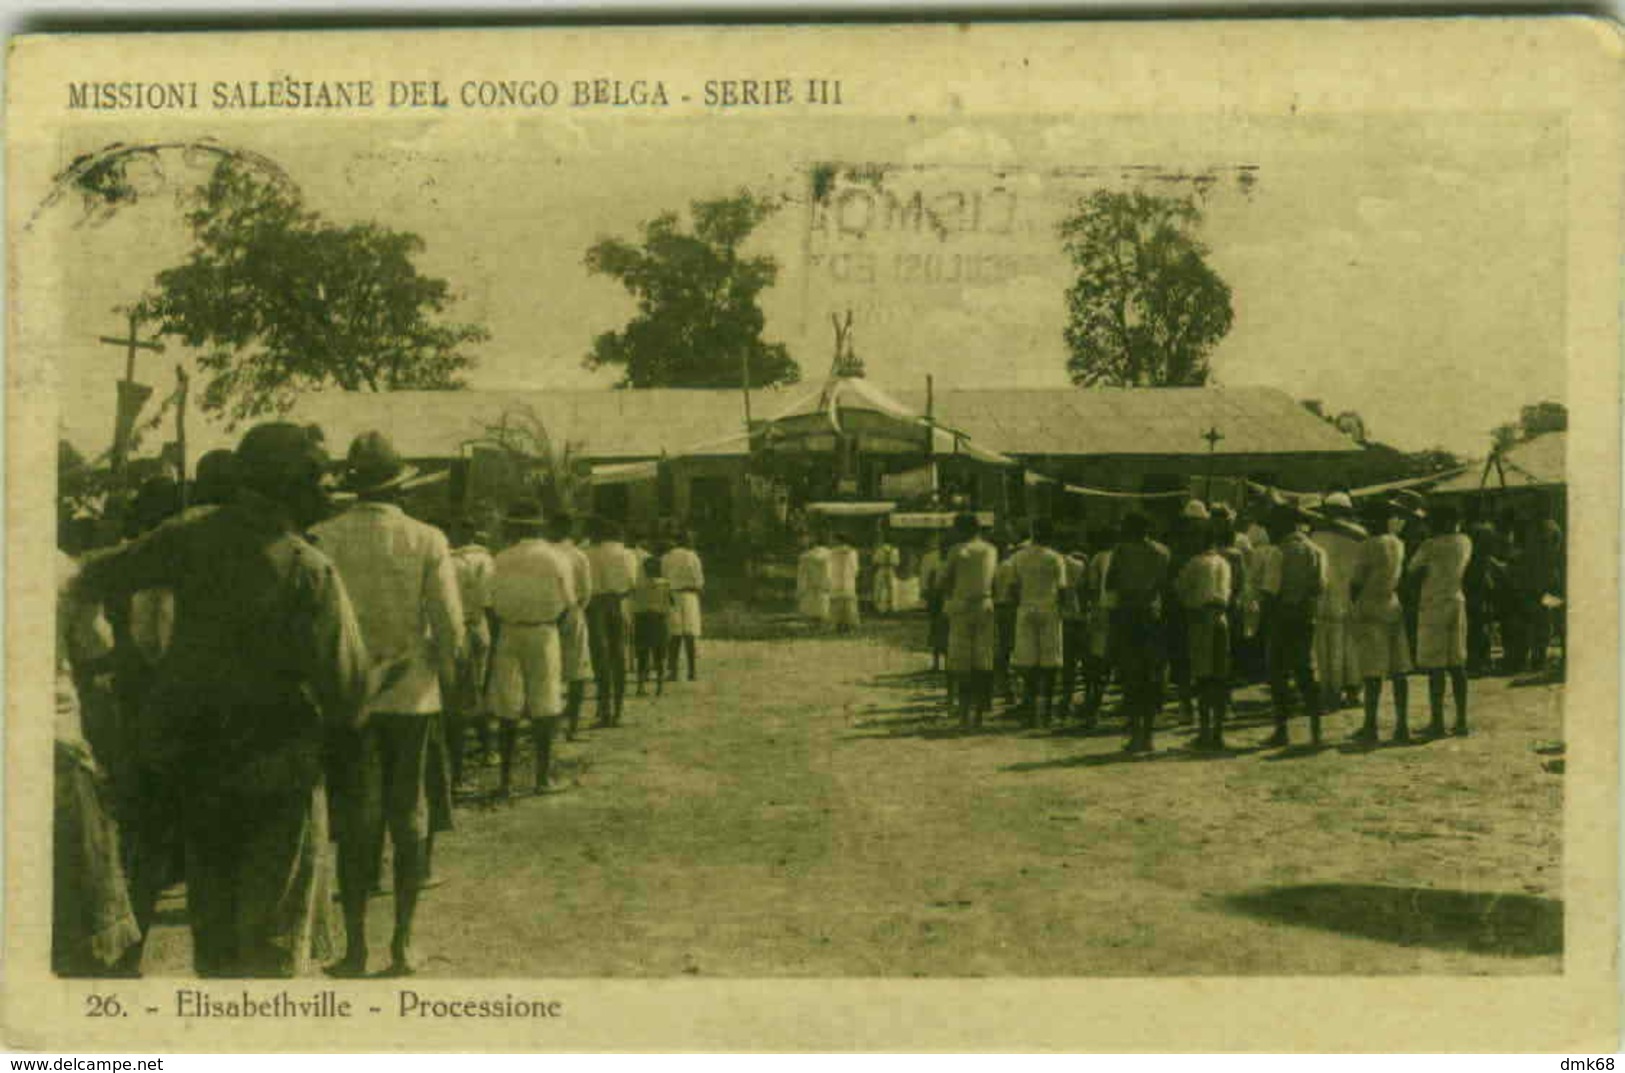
top-left (6, 19), bottom-right (1620, 1052)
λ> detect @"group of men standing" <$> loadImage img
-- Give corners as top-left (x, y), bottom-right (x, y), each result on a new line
top-left (909, 489), bottom-right (1563, 754)
top-left (795, 532), bottom-right (913, 631)
top-left (55, 423), bottom-right (706, 981)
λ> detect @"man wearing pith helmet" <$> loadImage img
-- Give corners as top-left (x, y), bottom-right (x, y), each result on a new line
top-left (312, 430), bottom-right (465, 978)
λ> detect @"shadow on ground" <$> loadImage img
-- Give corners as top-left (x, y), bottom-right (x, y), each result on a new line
top-left (1002, 742), bottom-right (1267, 771)
top-left (1219, 883), bottom-right (1562, 958)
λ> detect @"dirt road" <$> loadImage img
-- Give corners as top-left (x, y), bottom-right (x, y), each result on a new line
top-left (142, 617), bottom-right (1563, 977)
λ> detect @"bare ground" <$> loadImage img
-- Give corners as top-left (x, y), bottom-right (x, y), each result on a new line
top-left (140, 615), bottom-right (1564, 977)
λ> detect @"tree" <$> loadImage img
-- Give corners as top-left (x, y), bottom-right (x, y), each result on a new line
top-left (1519, 401), bottom-right (1568, 438)
top-left (1058, 190), bottom-right (1234, 387)
top-left (140, 159), bottom-right (487, 426)
top-left (481, 404), bottom-right (590, 516)
top-left (584, 191), bottom-right (799, 389)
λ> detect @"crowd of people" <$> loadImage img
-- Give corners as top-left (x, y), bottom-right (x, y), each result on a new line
top-left (49, 417), bottom-right (1566, 982)
top-left (53, 424), bottom-right (708, 981)
top-left (800, 490), bottom-right (1566, 753)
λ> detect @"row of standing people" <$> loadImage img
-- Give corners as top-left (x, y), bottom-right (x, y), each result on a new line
top-left (54, 425), bottom-right (708, 981)
top-left (447, 493), bottom-right (704, 804)
top-left (908, 491), bottom-right (1562, 754)
top-left (795, 534), bottom-right (914, 631)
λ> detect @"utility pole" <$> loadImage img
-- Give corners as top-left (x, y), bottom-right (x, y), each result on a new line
top-left (174, 365), bottom-right (190, 508)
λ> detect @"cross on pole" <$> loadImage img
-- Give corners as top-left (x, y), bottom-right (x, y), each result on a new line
top-left (1201, 425), bottom-right (1224, 501)
top-left (99, 308), bottom-right (164, 476)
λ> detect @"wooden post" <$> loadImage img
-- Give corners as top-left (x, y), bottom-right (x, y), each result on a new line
top-left (174, 365), bottom-right (190, 508)
top-left (925, 373), bottom-right (937, 505)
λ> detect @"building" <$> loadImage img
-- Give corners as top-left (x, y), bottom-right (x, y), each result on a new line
top-left (199, 380), bottom-right (1367, 538)
top-left (189, 388), bottom-right (763, 539)
top-left (905, 384), bottom-right (1363, 497)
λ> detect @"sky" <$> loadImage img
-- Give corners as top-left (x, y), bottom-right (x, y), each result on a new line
top-left (40, 108), bottom-right (1566, 460)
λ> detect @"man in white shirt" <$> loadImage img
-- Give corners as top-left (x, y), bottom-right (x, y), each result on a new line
top-left (827, 533), bottom-right (861, 632)
top-left (939, 513), bottom-right (999, 727)
top-left (1176, 521), bottom-right (1234, 750)
top-left (311, 431), bottom-right (464, 979)
top-left (583, 516), bottom-right (635, 727)
top-left (490, 500), bottom-right (575, 795)
top-left (546, 511), bottom-right (594, 738)
top-left (797, 534), bottom-right (833, 626)
top-left (1309, 492), bottom-right (1368, 712)
top-left (1408, 501), bottom-right (1473, 736)
top-left (1009, 518), bottom-right (1069, 726)
top-left (918, 535), bottom-right (948, 672)
top-left (1350, 501), bottom-right (1414, 743)
top-left (448, 521), bottom-right (495, 784)
top-left (661, 532), bottom-right (705, 681)
top-left (870, 537), bottom-right (900, 615)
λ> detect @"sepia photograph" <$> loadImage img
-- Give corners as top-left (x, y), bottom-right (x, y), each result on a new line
top-left (6, 20), bottom-right (1619, 1051)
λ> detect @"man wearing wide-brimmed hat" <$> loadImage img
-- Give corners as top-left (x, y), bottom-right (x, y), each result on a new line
top-left (312, 430), bottom-right (464, 978)
top-left (1349, 499), bottom-right (1415, 743)
top-left (74, 422), bottom-right (370, 977)
top-left (1406, 500), bottom-right (1473, 737)
top-left (1308, 491), bottom-right (1368, 713)
top-left (661, 529), bottom-right (706, 682)
top-left (488, 498), bottom-right (574, 796)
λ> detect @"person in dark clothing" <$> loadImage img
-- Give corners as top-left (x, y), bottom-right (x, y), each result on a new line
top-left (1461, 503), bottom-right (1502, 676)
top-left (74, 424), bottom-right (369, 978)
top-left (1105, 513), bottom-right (1171, 753)
top-left (1514, 512), bottom-right (1565, 673)
top-left (1263, 505), bottom-right (1326, 747)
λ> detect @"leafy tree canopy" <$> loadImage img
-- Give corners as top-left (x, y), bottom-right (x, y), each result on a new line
top-left (1518, 401), bottom-right (1567, 438)
top-left (140, 159), bottom-right (487, 427)
top-left (1059, 190), bottom-right (1234, 387)
top-left (584, 191), bottom-right (799, 389)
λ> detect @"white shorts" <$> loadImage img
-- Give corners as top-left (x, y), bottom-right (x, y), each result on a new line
top-left (559, 605), bottom-right (593, 682)
top-left (1012, 605), bottom-right (1063, 669)
top-left (798, 592), bottom-right (831, 622)
top-left (488, 623), bottom-right (562, 722)
top-left (1417, 598), bottom-right (1467, 669)
top-left (1313, 617), bottom-right (1360, 691)
top-left (1353, 608), bottom-right (1412, 678)
top-left (669, 591), bottom-right (703, 637)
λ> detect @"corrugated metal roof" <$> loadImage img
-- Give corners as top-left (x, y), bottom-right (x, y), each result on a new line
top-left (228, 388), bottom-right (764, 462)
top-left (189, 383), bottom-right (1360, 463)
top-left (895, 385), bottom-right (1361, 457)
